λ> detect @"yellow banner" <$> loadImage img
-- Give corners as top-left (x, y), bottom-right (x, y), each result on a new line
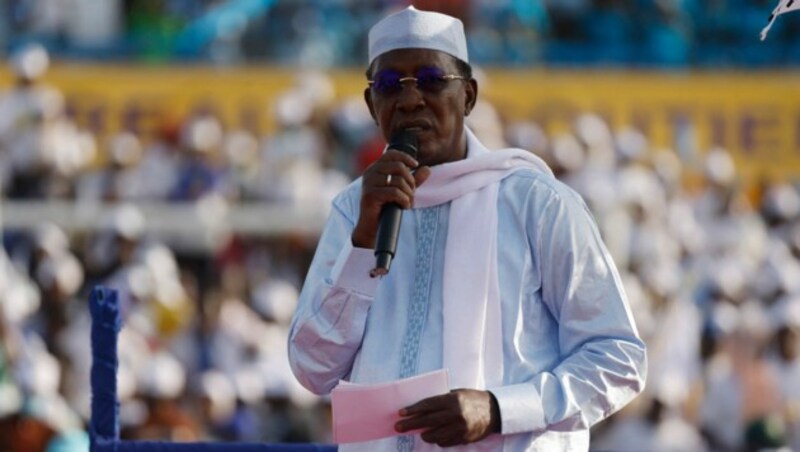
top-left (2, 65), bottom-right (798, 183)
top-left (485, 70), bottom-right (800, 184)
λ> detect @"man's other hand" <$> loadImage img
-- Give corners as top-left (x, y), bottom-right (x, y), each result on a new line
top-left (394, 388), bottom-right (500, 447)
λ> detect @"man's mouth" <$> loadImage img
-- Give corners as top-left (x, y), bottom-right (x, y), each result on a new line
top-left (397, 121), bottom-right (431, 135)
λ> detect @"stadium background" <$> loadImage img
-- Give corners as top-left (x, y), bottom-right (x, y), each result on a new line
top-left (1, 1), bottom-right (800, 451)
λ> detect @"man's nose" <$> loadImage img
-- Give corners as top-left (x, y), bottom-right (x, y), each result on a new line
top-left (395, 82), bottom-right (425, 111)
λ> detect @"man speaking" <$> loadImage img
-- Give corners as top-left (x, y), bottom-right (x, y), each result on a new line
top-left (288, 6), bottom-right (646, 450)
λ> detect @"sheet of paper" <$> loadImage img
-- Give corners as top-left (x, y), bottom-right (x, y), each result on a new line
top-left (331, 369), bottom-right (449, 444)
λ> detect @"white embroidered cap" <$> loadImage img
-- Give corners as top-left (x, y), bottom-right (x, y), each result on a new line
top-left (368, 6), bottom-right (468, 65)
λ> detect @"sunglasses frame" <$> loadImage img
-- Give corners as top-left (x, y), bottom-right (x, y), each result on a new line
top-left (368, 68), bottom-right (466, 96)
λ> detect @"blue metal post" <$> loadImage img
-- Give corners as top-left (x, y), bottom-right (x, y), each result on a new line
top-left (89, 286), bottom-right (122, 450)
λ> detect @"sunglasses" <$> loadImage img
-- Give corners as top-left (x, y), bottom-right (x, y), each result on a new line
top-left (368, 67), bottom-right (465, 96)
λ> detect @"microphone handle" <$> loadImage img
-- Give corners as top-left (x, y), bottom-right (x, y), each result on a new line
top-left (372, 202), bottom-right (403, 277)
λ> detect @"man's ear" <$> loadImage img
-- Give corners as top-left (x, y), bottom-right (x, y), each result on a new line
top-left (464, 78), bottom-right (478, 116)
top-left (364, 88), bottom-right (378, 124)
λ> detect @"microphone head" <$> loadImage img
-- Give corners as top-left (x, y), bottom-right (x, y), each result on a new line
top-left (388, 129), bottom-right (418, 158)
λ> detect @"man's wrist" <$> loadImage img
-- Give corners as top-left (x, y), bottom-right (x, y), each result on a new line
top-left (488, 390), bottom-right (502, 434)
top-left (351, 225), bottom-right (376, 249)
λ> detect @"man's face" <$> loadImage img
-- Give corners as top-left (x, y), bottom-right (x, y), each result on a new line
top-left (364, 49), bottom-right (477, 167)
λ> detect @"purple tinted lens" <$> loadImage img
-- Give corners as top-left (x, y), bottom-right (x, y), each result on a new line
top-left (415, 67), bottom-right (448, 92)
top-left (373, 71), bottom-right (402, 95)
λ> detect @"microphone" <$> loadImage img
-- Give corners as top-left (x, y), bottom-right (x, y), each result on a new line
top-left (371, 130), bottom-right (418, 277)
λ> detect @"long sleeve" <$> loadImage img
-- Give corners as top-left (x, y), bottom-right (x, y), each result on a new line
top-left (491, 181), bottom-right (647, 436)
top-left (289, 171), bottom-right (646, 450)
top-left (287, 198), bottom-right (380, 395)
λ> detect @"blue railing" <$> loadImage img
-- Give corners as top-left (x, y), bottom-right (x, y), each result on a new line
top-left (88, 286), bottom-right (336, 452)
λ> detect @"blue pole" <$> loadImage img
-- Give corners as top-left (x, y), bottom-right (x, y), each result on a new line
top-left (89, 286), bottom-right (122, 451)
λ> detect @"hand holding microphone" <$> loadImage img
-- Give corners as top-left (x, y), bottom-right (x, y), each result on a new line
top-left (373, 130), bottom-right (418, 276)
top-left (351, 130), bottom-right (431, 276)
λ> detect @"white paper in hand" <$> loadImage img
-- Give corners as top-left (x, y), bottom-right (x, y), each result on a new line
top-left (331, 369), bottom-right (449, 444)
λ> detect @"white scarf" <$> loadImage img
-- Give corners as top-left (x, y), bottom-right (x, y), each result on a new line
top-left (413, 128), bottom-right (553, 390)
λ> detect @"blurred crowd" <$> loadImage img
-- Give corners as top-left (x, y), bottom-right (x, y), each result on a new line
top-left (1, 43), bottom-right (800, 452)
top-left (3, 0), bottom-right (798, 67)
top-left (0, 44), bottom-right (360, 451)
